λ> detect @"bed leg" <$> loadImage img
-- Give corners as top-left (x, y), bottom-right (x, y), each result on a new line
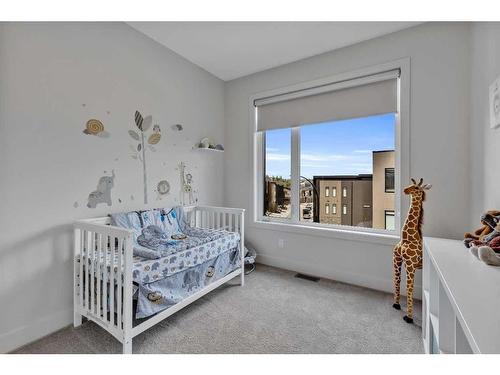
top-left (123, 339), bottom-right (132, 354)
top-left (73, 311), bottom-right (82, 327)
top-left (240, 268), bottom-right (245, 286)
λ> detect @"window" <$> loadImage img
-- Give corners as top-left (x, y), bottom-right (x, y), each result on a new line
top-left (256, 67), bottom-right (401, 233)
top-left (385, 210), bottom-right (395, 231)
top-left (385, 168), bottom-right (395, 193)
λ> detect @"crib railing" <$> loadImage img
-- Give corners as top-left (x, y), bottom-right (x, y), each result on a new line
top-left (187, 205), bottom-right (245, 233)
top-left (73, 220), bottom-right (134, 345)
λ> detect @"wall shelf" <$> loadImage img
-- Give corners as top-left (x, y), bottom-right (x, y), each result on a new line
top-left (422, 237), bottom-right (500, 354)
top-left (193, 147), bottom-right (224, 153)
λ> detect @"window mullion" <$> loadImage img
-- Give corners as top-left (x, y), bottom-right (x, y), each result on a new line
top-left (291, 127), bottom-right (300, 223)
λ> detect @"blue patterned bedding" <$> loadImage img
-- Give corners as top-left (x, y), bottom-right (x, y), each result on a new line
top-left (136, 247), bottom-right (240, 318)
top-left (81, 227), bottom-right (240, 284)
top-left (81, 207), bottom-right (242, 318)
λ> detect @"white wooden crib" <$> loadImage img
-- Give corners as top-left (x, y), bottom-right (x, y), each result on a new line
top-left (73, 205), bottom-right (245, 354)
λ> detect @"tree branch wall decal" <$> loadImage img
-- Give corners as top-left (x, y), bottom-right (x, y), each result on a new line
top-left (129, 110), bottom-right (161, 204)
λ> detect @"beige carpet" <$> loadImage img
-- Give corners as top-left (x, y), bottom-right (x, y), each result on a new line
top-left (13, 264), bottom-right (423, 354)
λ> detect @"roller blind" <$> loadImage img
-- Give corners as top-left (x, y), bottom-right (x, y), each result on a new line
top-left (255, 69), bottom-right (399, 132)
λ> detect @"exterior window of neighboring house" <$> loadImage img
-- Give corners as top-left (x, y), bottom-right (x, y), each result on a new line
top-left (385, 210), bottom-right (395, 231)
top-left (385, 168), bottom-right (395, 193)
top-left (255, 67), bottom-right (400, 233)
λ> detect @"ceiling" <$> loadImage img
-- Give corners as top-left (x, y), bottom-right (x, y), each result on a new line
top-left (128, 22), bottom-right (420, 81)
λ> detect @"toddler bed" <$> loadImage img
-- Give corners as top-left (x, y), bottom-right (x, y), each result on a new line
top-left (73, 205), bottom-right (245, 354)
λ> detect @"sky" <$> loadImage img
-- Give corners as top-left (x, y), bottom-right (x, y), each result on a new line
top-left (265, 113), bottom-right (395, 179)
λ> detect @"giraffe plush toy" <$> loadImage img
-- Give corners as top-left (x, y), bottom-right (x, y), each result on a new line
top-left (392, 178), bottom-right (431, 323)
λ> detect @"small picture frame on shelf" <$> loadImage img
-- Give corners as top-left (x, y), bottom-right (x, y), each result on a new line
top-left (489, 75), bottom-right (500, 129)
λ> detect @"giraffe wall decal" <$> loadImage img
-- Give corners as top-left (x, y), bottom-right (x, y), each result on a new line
top-left (392, 178), bottom-right (431, 323)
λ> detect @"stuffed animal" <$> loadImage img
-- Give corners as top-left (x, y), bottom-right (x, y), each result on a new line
top-left (470, 222), bottom-right (500, 266)
top-left (463, 210), bottom-right (500, 248)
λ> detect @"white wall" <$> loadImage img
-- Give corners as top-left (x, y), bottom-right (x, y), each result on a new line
top-left (0, 22), bottom-right (225, 353)
top-left (224, 23), bottom-right (471, 297)
top-left (470, 23), bottom-right (500, 225)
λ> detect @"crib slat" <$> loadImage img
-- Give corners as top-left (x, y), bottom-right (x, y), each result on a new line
top-left (79, 229), bottom-right (84, 311)
top-left (215, 212), bottom-right (220, 229)
top-left (117, 237), bottom-right (123, 330)
top-left (85, 231), bottom-right (91, 311)
top-left (103, 235), bottom-right (108, 323)
top-left (222, 213), bottom-right (226, 230)
top-left (228, 214), bottom-right (232, 232)
top-left (96, 233), bottom-right (102, 318)
top-left (109, 236), bottom-right (115, 326)
top-left (90, 232), bottom-right (95, 314)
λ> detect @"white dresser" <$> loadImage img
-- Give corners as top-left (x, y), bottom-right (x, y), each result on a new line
top-left (423, 237), bottom-right (500, 353)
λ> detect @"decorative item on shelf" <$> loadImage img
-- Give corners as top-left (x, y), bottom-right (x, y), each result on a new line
top-left (194, 137), bottom-right (224, 152)
top-left (465, 210), bottom-right (500, 266)
top-left (392, 178), bottom-right (431, 324)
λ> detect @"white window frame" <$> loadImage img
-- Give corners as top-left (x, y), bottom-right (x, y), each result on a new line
top-left (342, 204), bottom-right (348, 215)
top-left (332, 204), bottom-right (337, 215)
top-left (325, 187), bottom-right (329, 197)
top-left (251, 58), bottom-right (410, 243)
top-left (332, 187), bottom-right (337, 197)
top-left (342, 187), bottom-right (347, 198)
top-left (325, 204), bottom-right (330, 215)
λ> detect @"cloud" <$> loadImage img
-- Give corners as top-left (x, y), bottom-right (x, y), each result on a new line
top-left (353, 149), bottom-right (372, 154)
top-left (266, 153), bottom-right (290, 161)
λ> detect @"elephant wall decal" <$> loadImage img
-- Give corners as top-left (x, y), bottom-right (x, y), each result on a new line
top-left (87, 169), bottom-right (115, 208)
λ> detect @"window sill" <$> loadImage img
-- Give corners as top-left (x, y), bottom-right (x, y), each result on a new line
top-left (251, 220), bottom-right (400, 246)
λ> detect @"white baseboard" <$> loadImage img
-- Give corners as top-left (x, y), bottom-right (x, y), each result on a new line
top-left (0, 308), bottom-right (72, 353)
top-left (257, 254), bottom-right (422, 299)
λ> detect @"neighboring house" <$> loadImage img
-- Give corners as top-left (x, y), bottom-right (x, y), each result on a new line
top-left (311, 150), bottom-right (395, 230)
top-left (372, 150), bottom-right (395, 230)
top-left (313, 174), bottom-right (373, 227)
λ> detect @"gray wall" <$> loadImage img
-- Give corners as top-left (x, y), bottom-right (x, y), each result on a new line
top-left (0, 22), bottom-right (225, 353)
top-left (224, 23), bottom-right (471, 298)
top-left (470, 23), bottom-right (500, 226)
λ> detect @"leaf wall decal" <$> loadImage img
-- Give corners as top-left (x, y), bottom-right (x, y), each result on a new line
top-left (134, 110), bottom-right (144, 131)
top-left (142, 115), bottom-right (152, 132)
top-left (128, 130), bottom-right (140, 140)
top-left (148, 133), bottom-right (161, 145)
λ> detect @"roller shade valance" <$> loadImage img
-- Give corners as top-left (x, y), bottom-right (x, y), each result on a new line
top-left (255, 69), bottom-right (399, 132)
